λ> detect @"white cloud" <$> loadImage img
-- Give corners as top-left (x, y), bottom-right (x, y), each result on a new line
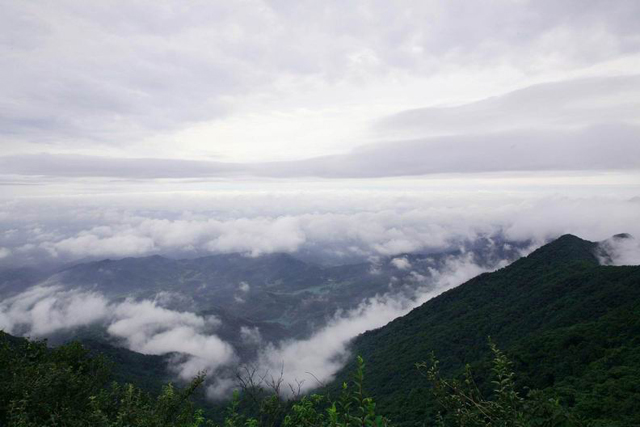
top-left (204, 217), bottom-right (305, 257)
top-left (235, 281), bottom-right (251, 303)
top-left (45, 233), bottom-right (156, 259)
top-left (0, 191), bottom-right (638, 268)
top-left (390, 257), bottom-right (411, 270)
top-left (0, 285), bottom-right (236, 381)
top-left (598, 234), bottom-right (640, 266)
top-left (240, 326), bottom-right (262, 346)
top-left (238, 282), bottom-right (250, 293)
top-left (0, 285), bottom-right (109, 336)
top-left (108, 300), bottom-right (235, 379)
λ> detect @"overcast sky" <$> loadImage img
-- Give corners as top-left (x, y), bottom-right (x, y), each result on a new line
top-left (1, 0), bottom-right (640, 266)
top-left (2, 1), bottom-right (640, 177)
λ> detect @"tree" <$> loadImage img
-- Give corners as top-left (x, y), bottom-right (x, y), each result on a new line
top-left (418, 341), bottom-right (588, 427)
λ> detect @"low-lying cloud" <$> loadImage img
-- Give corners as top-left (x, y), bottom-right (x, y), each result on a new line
top-left (232, 252), bottom-right (495, 396)
top-left (0, 285), bottom-right (235, 381)
top-left (0, 285), bottom-right (109, 336)
top-left (108, 299), bottom-right (235, 379)
top-left (390, 257), bottom-right (411, 270)
top-left (1, 191), bottom-right (639, 268)
top-left (598, 234), bottom-right (640, 266)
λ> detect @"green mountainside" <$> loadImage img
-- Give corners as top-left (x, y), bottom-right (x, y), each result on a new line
top-left (1, 234), bottom-right (639, 426)
top-left (329, 234), bottom-right (640, 426)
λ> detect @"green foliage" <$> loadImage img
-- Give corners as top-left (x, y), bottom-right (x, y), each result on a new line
top-left (0, 333), bottom-right (391, 426)
top-left (283, 394), bottom-right (326, 426)
top-left (419, 342), bottom-right (586, 427)
top-left (88, 374), bottom-right (211, 427)
top-left (221, 391), bottom-right (261, 427)
top-left (0, 332), bottom-right (210, 427)
top-left (0, 331), bottom-right (603, 427)
top-left (0, 333), bottom-right (110, 426)
top-left (281, 356), bottom-right (390, 427)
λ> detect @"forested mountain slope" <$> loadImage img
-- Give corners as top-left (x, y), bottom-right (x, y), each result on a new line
top-left (331, 235), bottom-right (640, 426)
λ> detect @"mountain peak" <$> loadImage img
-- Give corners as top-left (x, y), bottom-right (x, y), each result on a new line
top-left (612, 233), bottom-right (633, 240)
top-left (555, 233), bottom-right (586, 243)
top-left (518, 234), bottom-right (599, 268)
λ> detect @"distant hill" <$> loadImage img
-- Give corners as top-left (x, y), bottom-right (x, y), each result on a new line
top-left (329, 234), bottom-right (640, 426)
top-left (1, 237), bottom-right (527, 350)
top-left (0, 267), bottom-right (49, 295)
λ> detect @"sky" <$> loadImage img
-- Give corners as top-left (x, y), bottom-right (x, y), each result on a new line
top-left (1, 0), bottom-right (640, 265)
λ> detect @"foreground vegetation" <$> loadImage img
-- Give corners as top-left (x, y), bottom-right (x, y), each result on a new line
top-left (1, 332), bottom-right (588, 427)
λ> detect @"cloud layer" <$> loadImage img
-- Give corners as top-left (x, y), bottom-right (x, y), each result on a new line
top-left (2, 124), bottom-right (639, 179)
top-left (2, 1), bottom-right (640, 169)
top-left (1, 211), bottom-right (637, 399)
top-left (1, 191), bottom-right (639, 268)
top-left (3, 1), bottom-right (638, 137)
top-left (3, 72), bottom-right (639, 181)
top-left (0, 285), bottom-right (235, 381)
top-left (598, 234), bottom-right (640, 266)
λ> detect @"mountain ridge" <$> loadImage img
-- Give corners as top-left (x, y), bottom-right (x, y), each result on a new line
top-left (327, 233), bottom-right (640, 426)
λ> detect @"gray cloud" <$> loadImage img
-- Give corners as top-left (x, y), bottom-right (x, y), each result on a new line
top-left (1, 123), bottom-right (639, 179)
top-left (376, 75), bottom-right (640, 139)
top-left (0, 154), bottom-right (242, 179)
top-left (267, 124), bottom-right (640, 178)
top-left (2, 1), bottom-right (640, 147)
top-left (3, 72), bottom-right (640, 180)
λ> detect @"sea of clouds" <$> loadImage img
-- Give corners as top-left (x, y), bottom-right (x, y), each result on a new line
top-left (1, 189), bottom-right (639, 398)
top-left (0, 284), bottom-right (235, 381)
top-left (1, 190), bottom-right (639, 268)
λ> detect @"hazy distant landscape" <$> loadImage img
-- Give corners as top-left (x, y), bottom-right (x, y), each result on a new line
top-left (1, 1), bottom-right (640, 426)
